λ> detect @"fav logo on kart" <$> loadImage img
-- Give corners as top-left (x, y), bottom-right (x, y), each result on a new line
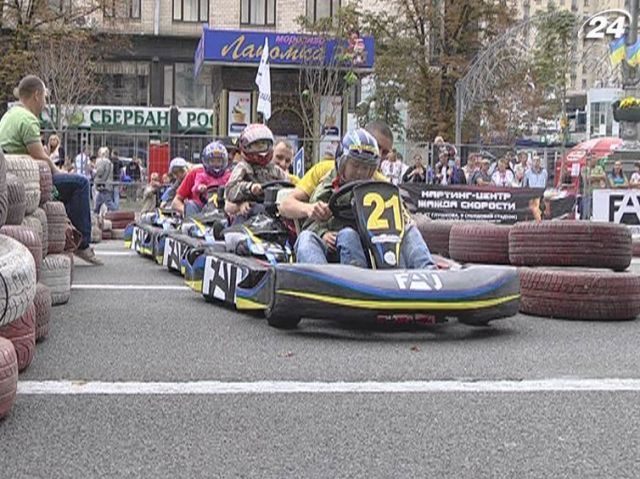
top-left (394, 272), bottom-right (443, 291)
top-left (163, 238), bottom-right (184, 269)
top-left (202, 257), bottom-right (248, 302)
top-left (131, 227), bottom-right (142, 252)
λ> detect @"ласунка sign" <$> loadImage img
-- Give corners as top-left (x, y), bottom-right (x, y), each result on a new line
top-left (30, 104), bottom-right (214, 132)
top-left (195, 27), bottom-right (375, 72)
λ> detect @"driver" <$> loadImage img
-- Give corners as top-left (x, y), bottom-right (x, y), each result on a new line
top-left (287, 128), bottom-right (434, 268)
top-left (160, 157), bottom-right (189, 207)
top-left (172, 141), bottom-right (231, 217)
top-left (224, 124), bottom-right (288, 224)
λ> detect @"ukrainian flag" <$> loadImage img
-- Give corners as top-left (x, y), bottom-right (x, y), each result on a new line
top-left (627, 39), bottom-right (640, 67)
top-left (610, 36), bottom-right (626, 65)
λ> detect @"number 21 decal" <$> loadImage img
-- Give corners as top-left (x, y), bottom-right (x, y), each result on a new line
top-left (363, 192), bottom-right (402, 231)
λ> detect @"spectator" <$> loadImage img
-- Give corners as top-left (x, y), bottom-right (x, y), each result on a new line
top-left (110, 149), bottom-right (122, 209)
top-left (608, 160), bottom-right (629, 188)
top-left (402, 153), bottom-right (427, 183)
top-left (93, 146), bottom-right (116, 214)
top-left (46, 134), bottom-right (64, 167)
top-left (523, 156), bottom-right (548, 188)
top-left (471, 158), bottom-right (492, 186)
top-left (380, 148), bottom-right (404, 185)
top-left (141, 172), bottom-right (162, 213)
top-left (0, 75), bottom-right (102, 265)
top-left (271, 140), bottom-right (298, 184)
top-left (514, 151), bottom-right (530, 186)
top-left (126, 157), bottom-right (143, 201)
top-left (491, 159), bottom-right (515, 187)
top-left (586, 155), bottom-right (607, 190)
top-left (434, 148), bottom-right (450, 185)
top-left (463, 153), bottom-right (478, 180)
top-left (74, 143), bottom-right (93, 180)
top-left (630, 161), bottom-right (640, 187)
top-left (449, 156), bottom-right (466, 185)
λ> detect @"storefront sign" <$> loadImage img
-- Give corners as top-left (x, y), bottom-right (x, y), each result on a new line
top-left (196, 27), bottom-right (375, 70)
top-left (31, 104), bottom-right (214, 132)
top-left (593, 189), bottom-right (640, 234)
top-left (401, 185), bottom-right (576, 224)
top-left (227, 91), bottom-right (251, 136)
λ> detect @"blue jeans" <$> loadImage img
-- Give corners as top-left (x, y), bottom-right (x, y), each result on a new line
top-left (295, 226), bottom-right (434, 269)
top-left (113, 186), bottom-right (120, 210)
top-left (53, 173), bottom-right (91, 250)
top-left (185, 200), bottom-right (203, 218)
top-left (94, 190), bottom-right (116, 214)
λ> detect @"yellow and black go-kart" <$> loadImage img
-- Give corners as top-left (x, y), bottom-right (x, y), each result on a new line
top-left (196, 181), bottom-right (520, 329)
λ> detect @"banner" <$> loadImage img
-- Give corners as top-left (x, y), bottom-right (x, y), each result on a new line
top-left (228, 91), bottom-right (251, 136)
top-left (400, 184), bottom-right (576, 224)
top-left (255, 37), bottom-right (272, 121)
top-left (593, 189), bottom-right (640, 235)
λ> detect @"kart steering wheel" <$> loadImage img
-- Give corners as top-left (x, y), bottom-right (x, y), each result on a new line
top-left (261, 180), bottom-right (295, 190)
top-left (328, 181), bottom-right (366, 221)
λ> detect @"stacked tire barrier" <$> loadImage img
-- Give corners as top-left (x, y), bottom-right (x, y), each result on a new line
top-left (0, 154), bottom-right (71, 419)
top-left (105, 211), bottom-right (135, 240)
top-left (417, 219), bottom-right (640, 322)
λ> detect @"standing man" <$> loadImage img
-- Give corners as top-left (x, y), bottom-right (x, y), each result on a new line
top-left (110, 149), bottom-right (122, 210)
top-left (74, 143), bottom-right (93, 180)
top-left (0, 75), bottom-right (102, 264)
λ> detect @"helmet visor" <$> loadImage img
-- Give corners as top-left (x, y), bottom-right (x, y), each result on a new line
top-left (244, 139), bottom-right (273, 154)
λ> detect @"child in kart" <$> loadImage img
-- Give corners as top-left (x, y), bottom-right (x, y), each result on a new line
top-left (172, 141), bottom-right (231, 218)
top-left (224, 124), bottom-right (288, 224)
top-left (294, 128), bottom-right (434, 269)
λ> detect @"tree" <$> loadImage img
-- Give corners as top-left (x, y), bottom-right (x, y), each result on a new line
top-left (296, 4), bottom-right (361, 163)
top-left (362, 0), bottom-right (515, 142)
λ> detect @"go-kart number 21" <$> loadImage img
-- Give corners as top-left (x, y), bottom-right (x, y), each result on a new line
top-left (363, 192), bottom-right (402, 231)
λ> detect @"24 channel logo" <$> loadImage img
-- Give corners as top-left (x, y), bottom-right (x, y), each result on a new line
top-left (580, 9), bottom-right (630, 40)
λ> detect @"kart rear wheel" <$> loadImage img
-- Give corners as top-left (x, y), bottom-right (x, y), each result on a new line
top-left (266, 314), bottom-right (301, 329)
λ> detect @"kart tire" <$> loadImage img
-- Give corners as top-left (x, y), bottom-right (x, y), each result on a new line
top-left (0, 337), bottom-right (18, 420)
top-left (519, 268), bottom-right (640, 321)
top-left (5, 173), bottom-right (26, 225)
top-left (0, 235), bottom-right (37, 327)
top-left (111, 220), bottom-right (132, 230)
top-left (102, 230), bottom-right (113, 240)
top-left (415, 218), bottom-right (457, 257)
top-left (21, 214), bottom-right (45, 259)
top-left (449, 223), bottom-right (511, 265)
top-left (0, 226), bottom-right (42, 281)
top-left (0, 151), bottom-right (8, 228)
top-left (34, 283), bottom-right (52, 341)
top-left (0, 303), bottom-right (36, 372)
top-left (111, 228), bottom-right (125, 240)
top-left (41, 254), bottom-right (72, 306)
top-left (44, 201), bottom-right (67, 254)
top-left (5, 155), bottom-right (40, 215)
top-left (102, 219), bottom-right (112, 231)
top-left (266, 313), bottom-right (301, 329)
top-left (509, 221), bottom-right (632, 272)
top-left (38, 163), bottom-right (53, 205)
top-left (32, 208), bottom-right (48, 257)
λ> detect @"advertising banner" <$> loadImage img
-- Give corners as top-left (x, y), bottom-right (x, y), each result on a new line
top-left (227, 91), bottom-right (251, 136)
top-left (593, 189), bottom-right (640, 235)
top-left (401, 184), bottom-right (576, 224)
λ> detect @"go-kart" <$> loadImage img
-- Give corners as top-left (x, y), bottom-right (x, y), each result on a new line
top-left (197, 181), bottom-right (520, 329)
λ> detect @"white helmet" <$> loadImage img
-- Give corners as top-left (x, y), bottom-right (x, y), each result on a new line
top-left (169, 157), bottom-right (188, 173)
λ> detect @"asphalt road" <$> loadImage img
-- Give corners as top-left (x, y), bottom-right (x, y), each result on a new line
top-left (0, 242), bottom-right (639, 478)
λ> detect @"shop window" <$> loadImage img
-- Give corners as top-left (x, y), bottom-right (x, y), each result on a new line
top-left (104, 0), bottom-right (141, 19)
top-left (163, 65), bottom-right (174, 106)
top-left (173, 0), bottom-right (208, 22)
top-left (306, 0), bottom-right (340, 22)
top-left (241, 0), bottom-right (275, 26)
top-left (164, 63), bottom-right (213, 108)
top-left (96, 61), bottom-right (150, 106)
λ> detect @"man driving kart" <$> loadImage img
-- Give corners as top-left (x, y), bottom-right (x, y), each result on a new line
top-left (172, 141), bottom-right (231, 218)
top-left (285, 128), bottom-right (435, 268)
top-left (224, 124), bottom-right (288, 224)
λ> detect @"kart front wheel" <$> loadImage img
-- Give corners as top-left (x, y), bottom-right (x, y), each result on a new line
top-left (266, 314), bottom-right (301, 329)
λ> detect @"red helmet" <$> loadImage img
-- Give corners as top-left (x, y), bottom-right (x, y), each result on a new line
top-left (239, 124), bottom-right (274, 166)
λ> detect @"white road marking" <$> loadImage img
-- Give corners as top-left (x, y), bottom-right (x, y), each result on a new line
top-left (71, 284), bottom-right (188, 291)
top-left (16, 378), bottom-right (640, 395)
top-left (89, 251), bottom-right (135, 256)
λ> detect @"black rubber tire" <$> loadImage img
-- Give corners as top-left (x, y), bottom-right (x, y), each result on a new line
top-left (449, 223), bottom-right (511, 265)
top-left (5, 173), bottom-right (26, 226)
top-left (5, 155), bottom-right (40, 215)
top-left (414, 218), bottom-right (458, 257)
top-left (509, 221), bottom-right (632, 272)
top-left (266, 314), bottom-right (302, 329)
top-left (105, 211), bottom-right (135, 222)
top-left (0, 303), bottom-right (36, 372)
top-left (34, 283), bottom-right (52, 341)
top-left (0, 337), bottom-right (18, 419)
top-left (32, 208), bottom-right (48, 257)
top-left (633, 239), bottom-right (640, 258)
top-left (0, 150), bottom-right (8, 228)
top-left (519, 268), bottom-right (640, 321)
top-left (0, 235), bottom-right (37, 327)
top-left (41, 254), bottom-right (71, 306)
top-left (38, 163), bottom-right (53, 205)
top-left (0, 225), bottom-right (42, 281)
top-left (44, 201), bottom-right (67, 254)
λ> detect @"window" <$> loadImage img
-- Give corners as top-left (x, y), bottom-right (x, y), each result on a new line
top-left (164, 65), bottom-right (174, 106)
top-left (173, 0), bottom-right (208, 22)
top-left (241, 0), bottom-right (275, 26)
top-left (104, 0), bottom-right (141, 19)
top-left (163, 63), bottom-right (213, 108)
top-left (96, 62), bottom-right (149, 106)
top-left (306, 0), bottom-right (340, 22)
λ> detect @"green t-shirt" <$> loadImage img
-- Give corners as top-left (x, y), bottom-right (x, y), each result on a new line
top-left (0, 105), bottom-right (41, 154)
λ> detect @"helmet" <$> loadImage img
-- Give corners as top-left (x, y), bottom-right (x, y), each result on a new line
top-left (201, 141), bottom-right (229, 178)
top-left (239, 124), bottom-right (274, 166)
top-left (169, 157), bottom-right (188, 173)
top-left (335, 128), bottom-right (380, 174)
